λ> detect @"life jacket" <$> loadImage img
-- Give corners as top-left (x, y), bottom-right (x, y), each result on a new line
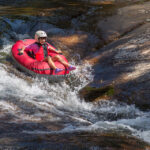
top-left (34, 42), bottom-right (49, 61)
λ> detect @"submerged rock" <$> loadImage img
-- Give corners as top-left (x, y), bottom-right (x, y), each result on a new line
top-left (0, 129), bottom-right (149, 150)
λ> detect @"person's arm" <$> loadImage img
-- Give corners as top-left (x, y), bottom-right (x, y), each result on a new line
top-left (48, 44), bottom-right (62, 54)
top-left (18, 44), bottom-right (32, 55)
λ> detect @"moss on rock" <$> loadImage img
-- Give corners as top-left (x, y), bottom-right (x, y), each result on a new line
top-left (79, 85), bottom-right (115, 102)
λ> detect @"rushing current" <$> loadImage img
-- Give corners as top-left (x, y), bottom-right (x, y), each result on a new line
top-left (0, 33), bottom-right (150, 147)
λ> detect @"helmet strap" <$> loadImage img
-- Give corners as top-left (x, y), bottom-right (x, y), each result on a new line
top-left (38, 38), bottom-right (40, 42)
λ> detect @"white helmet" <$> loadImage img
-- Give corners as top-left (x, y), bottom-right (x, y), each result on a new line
top-left (35, 30), bottom-right (47, 41)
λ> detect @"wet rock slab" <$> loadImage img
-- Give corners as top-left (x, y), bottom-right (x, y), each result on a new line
top-left (85, 21), bottom-right (150, 109)
top-left (0, 130), bottom-right (149, 150)
top-left (96, 1), bottom-right (150, 43)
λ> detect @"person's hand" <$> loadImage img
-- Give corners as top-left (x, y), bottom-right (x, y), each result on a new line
top-left (18, 49), bottom-right (24, 55)
top-left (57, 50), bottom-right (62, 54)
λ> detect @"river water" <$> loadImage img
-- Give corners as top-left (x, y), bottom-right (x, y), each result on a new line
top-left (0, 0), bottom-right (150, 149)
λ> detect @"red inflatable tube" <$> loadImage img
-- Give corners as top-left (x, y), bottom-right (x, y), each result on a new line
top-left (11, 39), bottom-right (70, 81)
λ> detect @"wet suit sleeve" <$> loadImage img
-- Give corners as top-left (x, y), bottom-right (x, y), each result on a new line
top-left (24, 44), bottom-right (33, 52)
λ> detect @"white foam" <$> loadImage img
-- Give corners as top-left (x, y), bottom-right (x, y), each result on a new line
top-left (0, 34), bottom-right (150, 144)
top-left (138, 130), bottom-right (150, 144)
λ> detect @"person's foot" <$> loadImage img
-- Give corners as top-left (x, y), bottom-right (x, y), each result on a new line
top-left (55, 68), bottom-right (63, 74)
top-left (68, 65), bottom-right (76, 71)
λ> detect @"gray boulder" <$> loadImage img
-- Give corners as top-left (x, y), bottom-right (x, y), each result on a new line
top-left (85, 22), bottom-right (150, 109)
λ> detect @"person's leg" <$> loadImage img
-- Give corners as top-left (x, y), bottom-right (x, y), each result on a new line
top-left (52, 55), bottom-right (76, 71)
top-left (44, 56), bottom-right (63, 73)
top-left (52, 55), bottom-right (69, 67)
top-left (44, 56), bottom-right (57, 70)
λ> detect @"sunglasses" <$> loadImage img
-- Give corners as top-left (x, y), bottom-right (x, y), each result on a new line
top-left (39, 37), bottom-right (47, 40)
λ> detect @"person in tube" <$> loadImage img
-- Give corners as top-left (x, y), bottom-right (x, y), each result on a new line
top-left (19, 30), bottom-right (76, 73)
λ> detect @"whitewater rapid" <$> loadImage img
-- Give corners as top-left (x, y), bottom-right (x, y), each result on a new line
top-left (0, 38), bottom-right (150, 145)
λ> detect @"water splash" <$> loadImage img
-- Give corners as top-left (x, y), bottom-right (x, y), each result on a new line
top-left (0, 34), bottom-right (150, 145)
